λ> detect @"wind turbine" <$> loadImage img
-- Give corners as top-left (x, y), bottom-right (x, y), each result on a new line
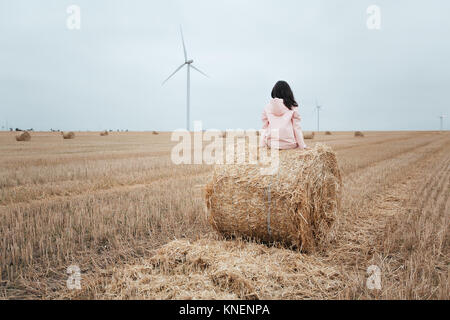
top-left (315, 99), bottom-right (322, 132)
top-left (162, 26), bottom-right (209, 131)
top-left (438, 114), bottom-right (446, 131)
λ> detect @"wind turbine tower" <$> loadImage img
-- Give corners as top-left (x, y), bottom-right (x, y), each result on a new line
top-left (162, 26), bottom-right (209, 131)
top-left (438, 114), bottom-right (446, 131)
top-left (315, 99), bottom-right (322, 132)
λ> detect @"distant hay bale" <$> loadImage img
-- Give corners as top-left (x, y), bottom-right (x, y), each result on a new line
top-left (303, 131), bottom-right (315, 139)
top-left (205, 143), bottom-right (342, 252)
top-left (325, 131), bottom-right (332, 135)
top-left (152, 131), bottom-right (159, 135)
top-left (354, 131), bottom-right (364, 137)
top-left (100, 131), bottom-right (109, 136)
top-left (62, 131), bottom-right (75, 139)
top-left (15, 131), bottom-right (31, 142)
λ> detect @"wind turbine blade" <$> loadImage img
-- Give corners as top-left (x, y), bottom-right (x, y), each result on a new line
top-left (180, 26), bottom-right (187, 62)
top-left (162, 63), bottom-right (186, 85)
top-left (191, 65), bottom-right (209, 78)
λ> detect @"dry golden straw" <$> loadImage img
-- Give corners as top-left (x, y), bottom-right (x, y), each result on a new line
top-left (354, 131), bottom-right (364, 137)
top-left (205, 143), bottom-right (342, 252)
top-left (15, 131), bottom-right (31, 141)
top-left (97, 239), bottom-right (344, 300)
top-left (62, 131), bottom-right (75, 139)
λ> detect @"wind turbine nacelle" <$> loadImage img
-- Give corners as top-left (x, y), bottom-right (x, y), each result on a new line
top-left (186, 59), bottom-right (194, 64)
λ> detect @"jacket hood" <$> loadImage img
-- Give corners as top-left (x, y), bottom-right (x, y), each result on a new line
top-left (267, 98), bottom-right (291, 116)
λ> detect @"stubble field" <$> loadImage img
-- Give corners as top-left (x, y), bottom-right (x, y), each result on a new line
top-left (0, 130), bottom-right (448, 299)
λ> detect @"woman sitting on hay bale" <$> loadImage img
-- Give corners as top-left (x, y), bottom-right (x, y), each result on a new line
top-left (260, 81), bottom-right (309, 150)
top-left (205, 81), bottom-right (341, 252)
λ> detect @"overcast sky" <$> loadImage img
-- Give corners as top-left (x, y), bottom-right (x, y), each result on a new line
top-left (1, 0), bottom-right (449, 131)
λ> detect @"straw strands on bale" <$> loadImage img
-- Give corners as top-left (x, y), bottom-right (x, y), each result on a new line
top-left (15, 131), bottom-right (31, 142)
top-left (303, 131), bottom-right (315, 139)
top-left (62, 132), bottom-right (75, 139)
top-left (100, 131), bottom-right (109, 136)
top-left (94, 239), bottom-right (344, 300)
top-left (220, 131), bottom-right (249, 139)
top-left (354, 131), bottom-right (364, 137)
top-left (205, 143), bottom-right (342, 252)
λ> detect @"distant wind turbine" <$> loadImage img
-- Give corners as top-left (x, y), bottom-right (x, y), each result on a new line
top-left (315, 99), bottom-right (322, 132)
top-left (162, 26), bottom-right (209, 131)
top-left (438, 114), bottom-right (447, 131)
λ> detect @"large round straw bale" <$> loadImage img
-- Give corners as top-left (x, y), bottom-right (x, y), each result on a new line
top-left (205, 143), bottom-right (341, 252)
top-left (100, 130), bottom-right (109, 136)
top-left (354, 131), bottom-right (364, 137)
top-left (15, 131), bottom-right (31, 141)
top-left (325, 131), bottom-right (332, 135)
top-left (62, 131), bottom-right (75, 139)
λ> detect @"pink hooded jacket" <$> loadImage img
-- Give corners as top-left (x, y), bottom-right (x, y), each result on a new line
top-left (260, 98), bottom-right (307, 149)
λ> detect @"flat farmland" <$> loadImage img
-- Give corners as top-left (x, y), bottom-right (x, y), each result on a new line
top-left (0, 131), bottom-right (448, 299)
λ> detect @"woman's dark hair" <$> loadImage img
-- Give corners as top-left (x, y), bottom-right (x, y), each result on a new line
top-left (271, 80), bottom-right (298, 110)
